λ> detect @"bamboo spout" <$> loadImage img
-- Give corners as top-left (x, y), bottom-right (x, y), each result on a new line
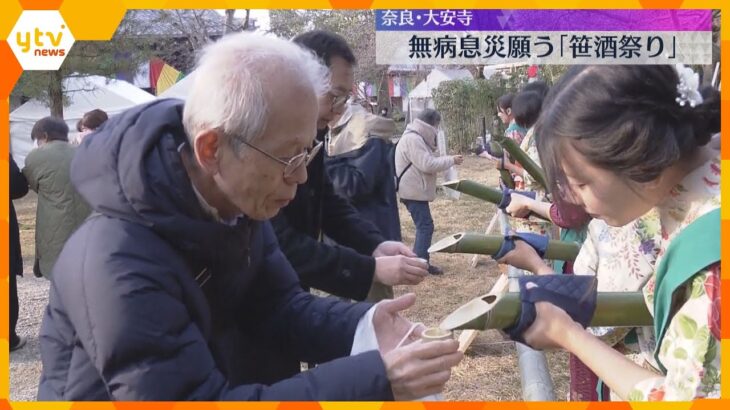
top-left (441, 290), bottom-right (652, 331)
top-left (428, 232), bottom-right (580, 262)
top-left (441, 180), bottom-right (550, 222)
top-left (442, 179), bottom-right (503, 204)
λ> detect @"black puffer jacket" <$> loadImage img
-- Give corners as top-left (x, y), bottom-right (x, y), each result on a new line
top-left (37, 99), bottom-right (393, 401)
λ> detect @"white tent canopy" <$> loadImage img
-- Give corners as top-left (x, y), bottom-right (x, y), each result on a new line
top-left (10, 76), bottom-right (154, 167)
top-left (404, 68), bottom-right (473, 118)
top-left (157, 72), bottom-right (196, 100)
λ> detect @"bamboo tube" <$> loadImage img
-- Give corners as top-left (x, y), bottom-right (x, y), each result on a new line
top-left (442, 179), bottom-right (550, 222)
top-left (488, 141), bottom-right (515, 189)
top-left (442, 179), bottom-right (503, 204)
top-left (489, 140), bottom-right (504, 156)
top-left (441, 291), bottom-right (652, 331)
top-left (495, 136), bottom-right (548, 191)
top-left (428, 232), bottom-right (580, 262)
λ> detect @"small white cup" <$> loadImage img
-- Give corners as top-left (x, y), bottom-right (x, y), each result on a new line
top-left (420, 327), bottom-right (453, 343)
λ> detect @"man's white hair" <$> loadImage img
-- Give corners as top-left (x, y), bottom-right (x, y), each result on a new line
top-left (182, 32), bottom-right (330, 151)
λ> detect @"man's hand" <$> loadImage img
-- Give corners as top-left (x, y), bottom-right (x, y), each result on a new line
top-left (382, 339), bottom-right (463, 400)
top-left (374, 256), bottom-right (428, 286)
top-left (373, 241), bottom-right (415, 258)
top-left (373, 294), bottom-right (422, 354)
top-left (373, 294), bottom-right (464, 400)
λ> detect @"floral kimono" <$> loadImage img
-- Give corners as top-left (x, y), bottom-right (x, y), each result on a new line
top-left (576, 213), bottom-right (661, 349)
top-left (577, 149), bottom-right (721, 400)
top-left (629, 150), bottom-right (721, 400)
top-left (504, 119), bottom-right (527, 146)
top-left (574, 214), bottom-right (662, 400)
top-left (518, 127), bottom-right (542, 192)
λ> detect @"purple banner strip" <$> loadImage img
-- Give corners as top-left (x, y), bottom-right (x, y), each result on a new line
top-left (375, 10), bottom-right (712, 32)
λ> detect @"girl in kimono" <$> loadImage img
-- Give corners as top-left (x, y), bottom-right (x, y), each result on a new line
top-left (497, 92), bottom-right (528, 145)
top-left (497, 65), bottom-right (720, 400)
top-left (501, 89), bottom-right (554, 235)
top-left (495, 93), bottom-right (527, 189)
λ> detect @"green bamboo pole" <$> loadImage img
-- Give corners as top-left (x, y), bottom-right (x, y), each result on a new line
top-left (442, 179), bottom-right (503, 204)
top-left (442, 179), bottom-right (550, 222)
top-left (495, 136), bottom-right (548, 191)
top-left (488, 141), bottom-right (515, 189)
top-left (441, 292), bottom-right (652, 331)
top-left (489, 140), bottom-right (504, 156)
top-left (429, 232), bottom-right (580, 261)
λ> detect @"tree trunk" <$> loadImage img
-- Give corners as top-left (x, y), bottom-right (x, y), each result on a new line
top-left (49, 71), bottom-right (64, 119)
top-left (242, 10), bottom-right (250, 30)
top-left (225, 10), bottom-right (250, 33)
top-left (377, 71), bottom-right (389, 109)
top-left (225, 10), bottom-right (236, 34)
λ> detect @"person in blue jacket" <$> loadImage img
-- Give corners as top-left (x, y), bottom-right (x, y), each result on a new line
top-left (37, 32), bottom-right (462, 401)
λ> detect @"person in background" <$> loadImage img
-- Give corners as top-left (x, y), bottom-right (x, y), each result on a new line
top-left (10, 154), bottom-right (29, 352)
top-left (496, 93), bottom-right (527, 145)
top-left (494, 93), bottom-right (527, 186)
top-left (501, 90), bottom-right (552, 236)
top-left (272, 30), bottom-right (428, 306)
top-left (71, 109), bottom-right (108, 145)
top-left (23, 117), bottom-right (91, 279)
top-left (325, 102), bottom-right (403, 300)
top-left (395, 109), bottom-right (463, 276)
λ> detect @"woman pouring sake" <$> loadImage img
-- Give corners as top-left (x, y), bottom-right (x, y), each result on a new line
top-left (495, 65), bottom-right (720, 401)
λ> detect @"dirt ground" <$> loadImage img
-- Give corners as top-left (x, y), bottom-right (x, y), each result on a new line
top-left (9, 155), bottom-right (569, 401)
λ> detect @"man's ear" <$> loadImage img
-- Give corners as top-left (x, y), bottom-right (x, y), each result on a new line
top-left (193, 130), bottom-right (222, 174)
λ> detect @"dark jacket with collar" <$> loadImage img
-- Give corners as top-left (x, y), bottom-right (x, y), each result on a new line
top-left (37, 99), bottom-right (393, 401)
top-left (324, 107), bottom-right (401, 242)
top-left (271, 129), bottom-right (386, 301)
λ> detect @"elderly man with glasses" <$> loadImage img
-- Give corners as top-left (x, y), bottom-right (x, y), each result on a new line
top-left (272, 30), bottom-right (429, 310)
top-left (37, 33), bottom-right (462, 401)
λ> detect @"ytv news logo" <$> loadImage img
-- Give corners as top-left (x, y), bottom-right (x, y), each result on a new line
top-left (9, 11), bottom-right (75, 70)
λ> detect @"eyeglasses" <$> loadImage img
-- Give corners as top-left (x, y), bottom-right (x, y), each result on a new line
top-left (239, 139), bottom-right (323, 179)
top-left (329, 93), bottom-right (351, 111)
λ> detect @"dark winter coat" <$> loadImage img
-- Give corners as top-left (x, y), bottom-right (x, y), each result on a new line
top-left (37, 99), bottom-right (393, 401)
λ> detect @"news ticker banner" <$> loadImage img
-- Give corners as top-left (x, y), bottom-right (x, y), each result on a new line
top-left (376, 9), bottom-right (713, 64)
